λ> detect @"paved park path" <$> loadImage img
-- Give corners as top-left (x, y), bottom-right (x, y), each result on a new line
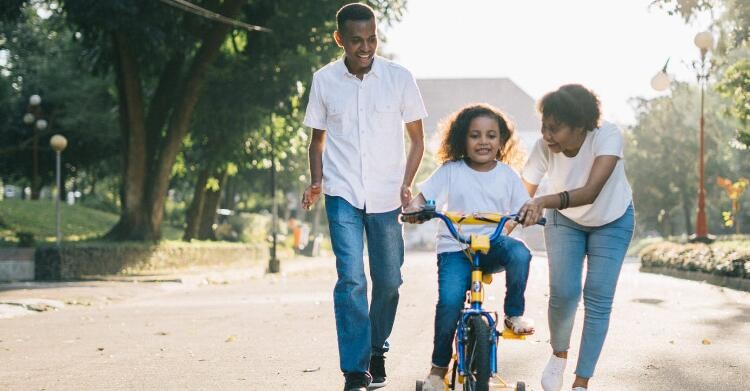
top-left (1, 251), bottom-right (748, 390)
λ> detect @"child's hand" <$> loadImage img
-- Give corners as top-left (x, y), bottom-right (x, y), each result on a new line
top-left (302, 183), bottom-right (322, 210)
top-left (400, 193), bottom-right (427, 224)
top-left (401, 206), bottom-right (425, 224)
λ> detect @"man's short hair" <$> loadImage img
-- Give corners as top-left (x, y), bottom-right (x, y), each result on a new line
top-left (336, 3), bottom-right (376, 32)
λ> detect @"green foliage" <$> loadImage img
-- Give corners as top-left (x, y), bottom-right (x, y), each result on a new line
top-left (639, 238), bottom-right (750, 278)
top-left (0, 199), bottom-right (118, 243)
top-left (0, 199), bottom-right (182, 245)
top-left (0, 3), bottom-right (120, 189)
top-left (626, 82), bottom-right (748, 236)
top-left (716, 58), bottom-right (750, 146)
top-left (650, 0), bottom-right (749, 48)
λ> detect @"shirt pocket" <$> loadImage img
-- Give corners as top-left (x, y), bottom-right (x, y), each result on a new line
top-left (325, 100), bottom-right (347, 134)
top-left (375, 100), bottom-right (400, 123)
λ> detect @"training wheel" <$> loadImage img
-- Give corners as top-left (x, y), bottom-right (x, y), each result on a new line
top-left (515, 381), bottom-right (526, 391)
top-left (415, 379), bottom-right (424, 391)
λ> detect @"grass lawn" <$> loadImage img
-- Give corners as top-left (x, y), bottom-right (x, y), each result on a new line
top-left (0, 199), bottom-right (182, 245)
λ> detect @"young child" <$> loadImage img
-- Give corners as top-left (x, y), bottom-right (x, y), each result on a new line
top-left (403, 104), bottom-right (535, 390)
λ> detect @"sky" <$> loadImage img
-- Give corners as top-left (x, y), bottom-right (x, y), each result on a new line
top-left (382, 0), bottom-right (715, 126)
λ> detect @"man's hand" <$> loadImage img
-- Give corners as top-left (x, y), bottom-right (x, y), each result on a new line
top-left (400, 184), bottom-right (412, 209)
top-left (302, 183), bottom-right (322, 210)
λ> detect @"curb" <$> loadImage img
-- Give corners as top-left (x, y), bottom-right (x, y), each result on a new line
top-left (640, 265), bottom-right (750, 292)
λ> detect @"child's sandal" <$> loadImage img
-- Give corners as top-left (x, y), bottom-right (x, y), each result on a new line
top-left (504, 315), bottom-right (535, 335)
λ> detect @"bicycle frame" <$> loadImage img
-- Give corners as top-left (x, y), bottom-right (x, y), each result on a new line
top-left (436, 211), bottom-right (510, 379)
top-left (403, 200), bottom-right (537, 381)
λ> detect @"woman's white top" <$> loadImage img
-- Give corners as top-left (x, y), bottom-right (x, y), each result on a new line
top-left (522, 121), bottom-right (632, 227)
top-left (419, 160), bottom-right (529, 254)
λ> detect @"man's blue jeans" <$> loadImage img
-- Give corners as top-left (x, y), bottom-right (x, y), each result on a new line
top-left (325, 195), bottom-right (404, 375)
top-left (431, 235), bottom-right (532, 367)
top-left (544, 204), bottom-right (634, 378)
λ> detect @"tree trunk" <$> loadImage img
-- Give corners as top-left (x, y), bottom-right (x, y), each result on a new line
top-left (105, 32), bottom-right (150, 240)
top-left (106, 0), bottom-right (244, 241)
top-left (681, 191), bottom-right (693, 235)
top-left (144, 0), bottom-right (245, 240)
top-left (183, 168), bottom-right (210, 241)
top-left (221, 176), bottom-right (237, 211)
top-left (197, 169), bottom-right (228, 241)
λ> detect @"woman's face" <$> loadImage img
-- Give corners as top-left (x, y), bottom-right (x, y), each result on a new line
top-left (465, 116), bottom-right (501, 168)
top-left (541, 116), bottom-right (585, 154)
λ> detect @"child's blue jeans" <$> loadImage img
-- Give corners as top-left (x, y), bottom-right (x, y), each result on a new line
top-left (431, 235), bottom-right (532, 367)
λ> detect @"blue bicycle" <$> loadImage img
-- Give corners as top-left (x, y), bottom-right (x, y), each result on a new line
top-left (402, 200), bottom-right (545, 391)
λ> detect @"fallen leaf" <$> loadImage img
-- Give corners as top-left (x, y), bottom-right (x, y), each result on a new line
top-left (225, 335), bottom-right (236, 343)
top-left (97, 347), bottom-right (104, 351)
top-left (155, 331), bottom-right (169, 336)
top-left (702, 339), bottom-right (712, 345)
top-left (303, 367), bottom-right (321, 373)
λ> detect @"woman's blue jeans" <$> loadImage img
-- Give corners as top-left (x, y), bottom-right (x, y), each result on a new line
top-left (325, 195), bottom-right (404, 375)
top-left (544, 204), bottom-right (634, 378)
top-left (431, 235), bottom-right (532, 367)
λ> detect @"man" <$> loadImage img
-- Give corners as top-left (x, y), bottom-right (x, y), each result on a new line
top-left (301, 3), bottom-right (427, 390)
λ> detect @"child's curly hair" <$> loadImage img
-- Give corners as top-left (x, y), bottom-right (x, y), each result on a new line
top-left (436, 104), bottom-right (524, 169)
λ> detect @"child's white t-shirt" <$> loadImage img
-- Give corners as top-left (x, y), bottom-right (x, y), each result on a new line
top-left (521, 121), bottom-right (633, 227)
top-left (418, 160), bottom-right (530, 254)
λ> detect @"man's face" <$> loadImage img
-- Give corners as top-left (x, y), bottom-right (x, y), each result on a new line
top-left (334, 18), bottom-right (378, 72)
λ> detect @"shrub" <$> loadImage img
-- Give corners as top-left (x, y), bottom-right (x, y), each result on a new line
top-left (639, 240), bottom-right (750, 279)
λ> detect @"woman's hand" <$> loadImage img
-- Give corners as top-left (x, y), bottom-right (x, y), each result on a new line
top-left (518, 198), bottom-right (545, 227)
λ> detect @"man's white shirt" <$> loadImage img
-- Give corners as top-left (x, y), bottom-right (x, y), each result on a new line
top-left (303, 56), bottom-right (427, 213)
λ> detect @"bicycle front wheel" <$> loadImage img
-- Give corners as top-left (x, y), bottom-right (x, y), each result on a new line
top-left (463, 315), bottom-right (491, 391)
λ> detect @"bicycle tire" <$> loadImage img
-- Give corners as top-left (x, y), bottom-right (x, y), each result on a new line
top-left (463, 315), bottom-right (491, 391)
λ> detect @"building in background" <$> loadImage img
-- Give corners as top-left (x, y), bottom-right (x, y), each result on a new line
top-left (417, 78), bottom-right (541, 153)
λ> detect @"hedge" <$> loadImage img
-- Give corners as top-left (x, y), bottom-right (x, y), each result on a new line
top-left (639, 241), bottom-right (750, 279)
top-left (34, 241), bottom-right (277, 280)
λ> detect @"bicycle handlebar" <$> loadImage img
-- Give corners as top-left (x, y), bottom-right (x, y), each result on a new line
top-left (400, 201), bottom-right (546, 244)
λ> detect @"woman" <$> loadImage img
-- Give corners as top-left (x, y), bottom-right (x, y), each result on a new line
top-left (518, 84), bottom-right (635, 391)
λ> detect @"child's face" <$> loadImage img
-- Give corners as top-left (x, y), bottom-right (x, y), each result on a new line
top-left (465, 116), bottom-right (501, 166)
top-left (541, 116), bottom-right (585, 153)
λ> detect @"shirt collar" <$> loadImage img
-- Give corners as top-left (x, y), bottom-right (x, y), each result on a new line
top-left (337, 55), bottom-right (383, 79)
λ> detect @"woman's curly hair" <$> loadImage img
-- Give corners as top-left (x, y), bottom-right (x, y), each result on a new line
top-left (538, 84), bottom-right (601, 132)
top-left (436, 104), bottom-right (524, 170)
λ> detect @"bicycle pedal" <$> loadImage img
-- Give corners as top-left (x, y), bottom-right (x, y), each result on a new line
top-left (501, 327), bottom-right (526, 340)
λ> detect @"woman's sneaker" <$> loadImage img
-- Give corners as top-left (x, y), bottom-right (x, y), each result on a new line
top-left (369, 355), bottom-right (387, 388)
top-left (540, 355), bottom-right (566, 391)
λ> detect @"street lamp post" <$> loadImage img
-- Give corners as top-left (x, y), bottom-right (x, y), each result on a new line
top-left (692, 31), bottom-right (714, 243)
top-left (268, 126), bottom-right (280, 273)
top-left (23, 94), bottom-right (47, 200)
top-left (50, 134), bottom-right (67, 247)
top-left (651, 32), bottom-right (715, 242)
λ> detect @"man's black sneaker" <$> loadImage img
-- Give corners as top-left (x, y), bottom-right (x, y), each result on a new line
top-left (369, 355), bottom-right (387, 388)
top-left (343, 372), bottom-right (371, 391)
